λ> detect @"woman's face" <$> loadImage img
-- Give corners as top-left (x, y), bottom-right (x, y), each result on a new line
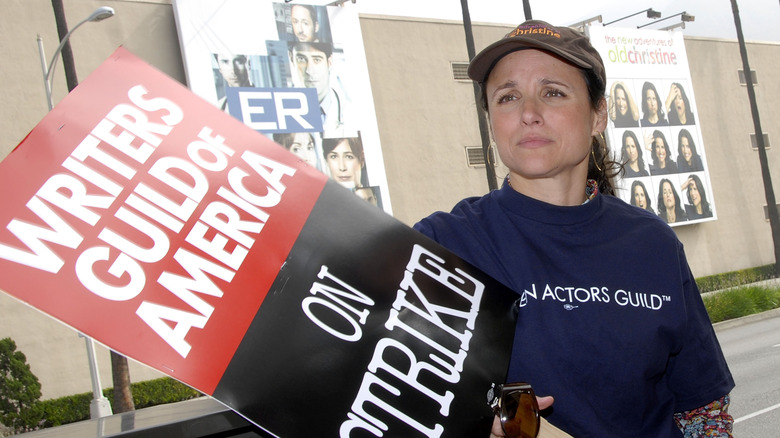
top-left (662, 181), bottom-right (676, 209)
top-left (289, 133), bottom-right (317, 166)
top-left (680, 136), bottom-right (692, 164)
top-left (326, 140), bottom-right (362, 188)
top-left (655, 138), bottom-right (667, 164)
top-left (624, 136), bottom-right (638, 164)
top-left (689, 180), bottom-right (701, 207)
top-left (486, 49), bottom-right (605, 183)
top-left (645, 88), bottom-right (659, 115)
top-left (672, 85), bottom-right (686, 116)
top-left (615, 88), bottom-right (628, 116)
top-left (633, 185), bottom-right (648, 209)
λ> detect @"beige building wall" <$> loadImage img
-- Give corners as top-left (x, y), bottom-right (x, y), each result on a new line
top-left (1, 0), bottom-right (779, 399)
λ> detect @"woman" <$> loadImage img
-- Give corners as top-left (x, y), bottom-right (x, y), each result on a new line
top-left (630, 180), bottom-right (653, 212)
top-left (621, 130), bottom-right (648, 177)
top-left (677, 129), bottom-right (704, 172)
top-left (609, 81), bottom-right (639, 127)
top-left (682, 174), bottom-right (713, 219)
top-left (648, 130), bottom-right (678, 175)
top-left (640, 81), bottom-right (668, 127)
top-left (657, 178), bottom-right (688, 224)
top-left (666, 82), bottom-right (695, 125)
top-left (322, 136), bottom-right (366, 190)
top-left (273, 132), bottom-right (320, 169)
top-left (413, 20), bottom-right (733, 437)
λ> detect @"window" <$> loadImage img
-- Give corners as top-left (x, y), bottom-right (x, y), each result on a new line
top-left (738, 69), bottom-right (758, 86)
top-left (451, 62), bottom-right (470, 81)
top-left (750, 133), bottom-right (771, 151)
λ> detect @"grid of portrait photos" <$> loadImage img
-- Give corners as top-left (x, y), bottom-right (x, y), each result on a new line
top-left (173, 0), bottom-right (387, 210)
top-left (606, 78), bottom-right (715, 226)
top-left (589, 25), bottom-right (716, 227)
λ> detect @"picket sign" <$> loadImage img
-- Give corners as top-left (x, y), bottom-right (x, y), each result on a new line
top-left (0, 48), bottom-right (529, 437)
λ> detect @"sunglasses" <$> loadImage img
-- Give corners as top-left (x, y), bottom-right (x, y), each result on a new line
top-left (487, 382), bottom-right (540, 438)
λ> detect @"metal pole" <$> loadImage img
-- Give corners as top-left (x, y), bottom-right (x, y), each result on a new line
top-left (36, 35), bottom-right (55, 110)
top-left (729, 0), bottom-right (780, 276)
top-left (83, 336), bottom-right (113, 418)
top-left (460, 0), bottom-right (498, 190)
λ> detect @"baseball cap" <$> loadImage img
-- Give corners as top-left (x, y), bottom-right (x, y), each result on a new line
top-left (467, 20), bottom-right (605, 88)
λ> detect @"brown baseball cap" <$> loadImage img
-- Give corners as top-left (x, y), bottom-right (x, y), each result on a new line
top-left (467, 20), bottom-right (605, 88)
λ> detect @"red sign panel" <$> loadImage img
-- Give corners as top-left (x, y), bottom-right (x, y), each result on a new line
top-left (0, 47), bottom-right (327, 394)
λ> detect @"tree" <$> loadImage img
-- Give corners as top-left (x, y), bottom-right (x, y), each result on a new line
top-left (110, 352), bottom-right (135, 413)
top-left (0, 338), bottom-right (43, 433)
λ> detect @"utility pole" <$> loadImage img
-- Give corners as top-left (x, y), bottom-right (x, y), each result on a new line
top-left (460, 0), bottom-right (498, 190)
top-left (729, 0), bottom-right (780, 276)
top-left (523, 0), bottom-right (533, 20)
top-left (51, 0), bottom-right (79, 91)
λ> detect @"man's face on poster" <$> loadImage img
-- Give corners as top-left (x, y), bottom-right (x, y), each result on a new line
top-left (216, 54), bottom-right (250, 87)
top-left (292, 46), bottom-right (331, 102)
top-left (291, 5), bottom-right (318, 42)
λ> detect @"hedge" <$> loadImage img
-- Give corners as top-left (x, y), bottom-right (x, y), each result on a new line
top-left (37, 378), bottom-right (201, 428)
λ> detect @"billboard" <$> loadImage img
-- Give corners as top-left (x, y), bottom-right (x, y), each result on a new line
top-left (589, 26), bottom-right (716, 226)
top-left (171, 0), bottom-right (390, 213)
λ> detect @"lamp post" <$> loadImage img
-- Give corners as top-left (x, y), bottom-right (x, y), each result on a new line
top-left (37, 6), bottom-right (115, 110)
top-left (35, 6), bottom-right (116, 419)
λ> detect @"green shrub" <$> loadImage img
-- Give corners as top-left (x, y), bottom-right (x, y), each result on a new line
top-left (703, 286), bottom-right (780, 323)
top-left (695, 264), bottom-right (775, 293)
top-left (36, 378), bottom-right (201, 429)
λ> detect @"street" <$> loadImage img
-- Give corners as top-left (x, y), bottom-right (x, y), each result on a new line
top-left (715, 308), bottom-right (780, 437)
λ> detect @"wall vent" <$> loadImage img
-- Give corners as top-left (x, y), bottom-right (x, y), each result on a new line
top-left (751, 133), bottom-right (771, 151)
top-left (451, 62), bottom-right (470, 81)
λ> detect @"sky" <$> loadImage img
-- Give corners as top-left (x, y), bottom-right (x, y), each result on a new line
top-left (344, 0), bottom-right (780, 43)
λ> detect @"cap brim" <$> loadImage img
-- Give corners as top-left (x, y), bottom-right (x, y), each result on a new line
top-left (468, 38), bottom-right (594, 83)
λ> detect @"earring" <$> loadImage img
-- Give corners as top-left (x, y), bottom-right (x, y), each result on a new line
top-left (591, 135), bottom-right (603, 172)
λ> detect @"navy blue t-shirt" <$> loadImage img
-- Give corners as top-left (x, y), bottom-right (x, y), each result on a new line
top-left (414, 185), bottom-right (734, 437)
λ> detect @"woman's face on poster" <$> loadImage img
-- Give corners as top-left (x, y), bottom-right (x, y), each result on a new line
top-left (655, 138), bottom-right (667, 162)
top-left (645, 88), bottom-right (659, 115)
top-left (672, 85), bottom-right (686, 116)
top-left (662, 181), bottom-right (676, 209)
top-left (616, 87), bottom-right (628, 116)
top-left (633, 185), bottom-right (648, 209)
top-left (289, 133), bottom-right (317, 167)
top-left (326, 140), bottom-right (362, 188)
top-left (680, 136), bottom-right (692, 164)
top-left (689, 180), bottom-right (702, 207)
top-left (624, 135), bottom-right (638, 164)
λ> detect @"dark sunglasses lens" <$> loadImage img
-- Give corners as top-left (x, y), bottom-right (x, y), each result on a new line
top-left (501, 390), bottom-right (539, 438)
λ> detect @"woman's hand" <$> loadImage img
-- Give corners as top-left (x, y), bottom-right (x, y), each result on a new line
top-left (489, 396), bottom-right (554, 437)
top-left (666, 84), bottom-right (681, 111)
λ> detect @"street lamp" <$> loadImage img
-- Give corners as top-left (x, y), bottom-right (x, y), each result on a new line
top-left (36, 6), bottom-right (115, 110)
top-left (604, 8), bottom-right (661, 26)
top-left (35, 6), bottom-right (116, 420)
top-left (638, 11), bottom-right (695, 29)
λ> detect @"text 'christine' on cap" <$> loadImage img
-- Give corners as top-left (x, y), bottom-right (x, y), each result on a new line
top-left (467, 20), bottom-right (606, 87)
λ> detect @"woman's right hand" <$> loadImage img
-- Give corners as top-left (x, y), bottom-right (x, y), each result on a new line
top-left (489, 396), bottom-right (554, 437)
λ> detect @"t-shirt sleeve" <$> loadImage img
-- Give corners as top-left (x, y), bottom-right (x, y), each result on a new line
top-left (667, 243), bottom-right (735, 412)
